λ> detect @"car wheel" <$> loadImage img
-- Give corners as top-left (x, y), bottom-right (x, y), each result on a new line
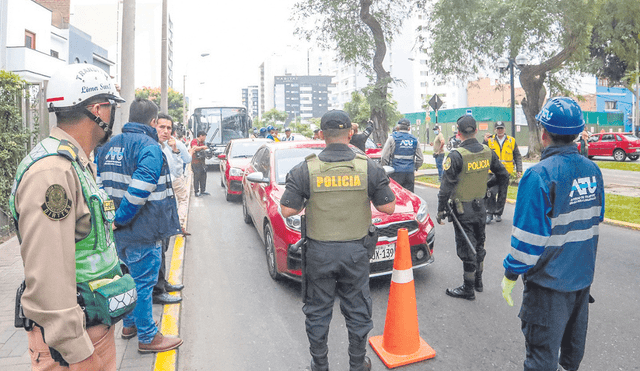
top-left (242, 193), bottom-right (253, 225)
top-left (225, 190), bottom-right (233, 202)
top-left (264, 224), bottom-right (281, 281)
top-left (613, 149), bottom-right (626, 162)
top-left (588, 156), bottom-right (594, 160)
top-left (220, 173), bottom-right (224, 187)
top-left (628, 155), bottom-right (639, 161)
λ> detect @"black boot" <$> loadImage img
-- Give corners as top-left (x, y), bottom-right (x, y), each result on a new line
top-left (348, 351), bottom-right (371, 371)
top-left (445, 281), bottom-right (476, 300)
top-left (305, 349), bottom-right (329, 371)
top-left (475, 270), bottom-right (483, 292)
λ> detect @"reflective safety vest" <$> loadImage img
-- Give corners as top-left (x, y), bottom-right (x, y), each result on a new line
top-left (391, 131), bottom-right (418, 173)
top-left (10, 138), bottom-right (136, 326)
top-left (451, 145), bottom-right (493, 202)
top-left (487, 135), bottom-right (516, 174)
top-left (306, 153), bottom-right (371, 241)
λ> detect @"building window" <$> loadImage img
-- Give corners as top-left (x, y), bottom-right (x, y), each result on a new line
top-left (25, 31), bottom-right (35, 49)
top-left (50, 50), bottom-right (59, 58)
top-left (605, 101), bottom-right (617, 110)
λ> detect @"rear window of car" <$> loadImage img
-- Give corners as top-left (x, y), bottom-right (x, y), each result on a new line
top-left (230, 141), bottom-right (268, 158)
top-left (274, 147), bottom-right (324, 184)
top-left (623, 134), bottom-right (639, 142)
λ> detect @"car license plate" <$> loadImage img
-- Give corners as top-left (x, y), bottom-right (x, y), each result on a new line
top-left (371, 243), bottom-right (395, 263)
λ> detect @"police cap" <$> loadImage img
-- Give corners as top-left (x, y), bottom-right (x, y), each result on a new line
top-left (321, 110), bottom-right (351, 130)
top-left (457, 115), bottom-right (476, 134)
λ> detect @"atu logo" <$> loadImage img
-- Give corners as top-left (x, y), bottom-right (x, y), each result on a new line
top-left (569, 176), bottom-right (597, 198)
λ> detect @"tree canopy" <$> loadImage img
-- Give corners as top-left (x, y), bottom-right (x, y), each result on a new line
top-left (135, 86), bottom-right (184, 125)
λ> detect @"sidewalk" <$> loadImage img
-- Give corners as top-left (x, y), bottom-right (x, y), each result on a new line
top-left (0, 235), bottom-right (166, 371)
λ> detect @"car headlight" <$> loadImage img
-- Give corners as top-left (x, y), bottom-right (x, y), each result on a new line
top-left (416, 197), bottom-right (429, 223)
top-left (285, 214), bottom-right (302, 231)
top-left (229, 167), bottom-right (244, 177)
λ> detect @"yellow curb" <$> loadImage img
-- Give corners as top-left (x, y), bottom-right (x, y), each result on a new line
top-left (153, 173), bottom-right (192, 371)
top-left (415, 180), bottom-right (640, 230)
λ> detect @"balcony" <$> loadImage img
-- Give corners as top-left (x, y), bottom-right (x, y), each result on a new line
top-left (6, 46), bottom-right (65, 83)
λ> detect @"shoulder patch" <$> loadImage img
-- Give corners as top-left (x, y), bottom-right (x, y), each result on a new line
top-left (41, 184), bottom-right (72, 221)
top-left (443, 156), bottom-right (451, 171)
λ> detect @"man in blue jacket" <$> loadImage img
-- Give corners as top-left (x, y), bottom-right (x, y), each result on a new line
top-left (95, 98), bottom-right (183, 353)
top-left (381, 119), bottom-right (423, 192)
top-left (501, 97), bottom-right (605, 371)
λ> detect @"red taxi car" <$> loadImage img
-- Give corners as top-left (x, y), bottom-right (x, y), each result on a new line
top-left (577, 132), bottom-right (640, 162)
top-left (218, 138), bottom-right (272, 201)
top-left (242, 140), bottom-right (435, 281)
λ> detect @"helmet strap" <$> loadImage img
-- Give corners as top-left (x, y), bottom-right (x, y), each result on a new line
top-left (82, 105), bottom-right (115, 145)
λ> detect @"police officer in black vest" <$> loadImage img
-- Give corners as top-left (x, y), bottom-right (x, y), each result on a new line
top-left (281, 110), bottom-right (396, 371)
top-left (436, 115), bottom-right (509, 300)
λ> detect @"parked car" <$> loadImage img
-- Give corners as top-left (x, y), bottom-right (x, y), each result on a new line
top-left (365, 138), bottom-right (382, 162)
top-left (242, 140), bottom-right (435, 281)
top-left (218, 138), bottom-right (273, 201)
top-left (577, 132), bottom-right (640, 162)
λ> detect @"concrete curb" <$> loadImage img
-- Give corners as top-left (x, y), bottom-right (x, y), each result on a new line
top-left (153, 170), bottom-right (192, 371)
top-left (415, 180), bottom-right (640, 231)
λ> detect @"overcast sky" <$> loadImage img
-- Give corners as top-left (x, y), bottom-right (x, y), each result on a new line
top-left (169, 0), bottom-right (301, 106)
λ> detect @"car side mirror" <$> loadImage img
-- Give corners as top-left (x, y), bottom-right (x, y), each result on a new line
top-left (383, 166), bottom-right (395, 176)
top-left (217, 154), bottom-right (226, 160)
top-left (246, 172), bottom-right (270, 184)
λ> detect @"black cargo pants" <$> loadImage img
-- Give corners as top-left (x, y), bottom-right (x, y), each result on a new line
top-left (303, 239), bottom-right (373, 355)
top-left (453, 200), bottom-right (487, 277)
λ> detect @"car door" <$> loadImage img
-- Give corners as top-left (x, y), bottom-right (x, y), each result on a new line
top-left (253, 148), bottom-right (272, 237)
top-left (221, 142), bottom-right (231, 187)
top-left (587, 134), bottom-right (604, 156)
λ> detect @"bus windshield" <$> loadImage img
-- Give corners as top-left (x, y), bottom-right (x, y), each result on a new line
top-left (192, 107), bottom-right (250, 146)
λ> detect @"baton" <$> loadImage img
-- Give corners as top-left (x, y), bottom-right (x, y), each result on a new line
top-left (446, 201), bottom-right (476, 255)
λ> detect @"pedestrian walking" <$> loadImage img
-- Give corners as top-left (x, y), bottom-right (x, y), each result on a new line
top-left (95, 98), bottom-right (183, 353)
top-left (483, 121), bottom-right (523, 223)
top-left (436, 115), bottom-right (509, 300)
top-left (381, 118), bottom-right (424, 192)
top-left (190, 131), bottom-right (209, 196)
top-left (501, 97), bottom-right (604, 371)
top-left (280, 110), bottom-right (396, 371)
top-left (430, 125), bottom-right (445, 182)
top-left (10, 64), bottom-right (136, 370)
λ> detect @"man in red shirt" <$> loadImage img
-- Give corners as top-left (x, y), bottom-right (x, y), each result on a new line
top-left (189, 131), bottom-right (209, 196)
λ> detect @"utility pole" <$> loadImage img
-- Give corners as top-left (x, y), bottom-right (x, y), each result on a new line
top-left (117, 0), bottom-right (136, 135)
top-left (160, 0), bottom-right (168, 113)
top-left (0, 0), bottom-right (7, 69)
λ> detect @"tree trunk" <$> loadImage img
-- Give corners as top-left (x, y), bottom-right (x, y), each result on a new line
top-left (360, 0), bottom-right (391, 144)
top-left (519, 67), bottom-right (546, 156)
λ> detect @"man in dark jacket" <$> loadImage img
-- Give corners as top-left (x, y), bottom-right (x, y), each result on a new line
top-left (95, 98), bottom-right (183, 353)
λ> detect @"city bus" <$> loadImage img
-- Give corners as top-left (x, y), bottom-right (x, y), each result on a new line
top-left (190, 106), bottom-right (252, 167)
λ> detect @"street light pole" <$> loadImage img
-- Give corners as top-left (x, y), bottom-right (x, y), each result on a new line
top-left (182, 53), bottom-right (210, 134)
top-left (497, 55), bottom-right (528, 140)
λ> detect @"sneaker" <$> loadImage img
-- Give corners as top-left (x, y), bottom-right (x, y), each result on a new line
top-left (138, 333), bottom-right (183, 353)
top-left (485, 214), bottom-right (493, 224)
top-left (194, 192), bottom-right (200, 197)
top-left (495, 214), bottom-right (502, 222)
top-left (200, 191), bottom-right (210, 196)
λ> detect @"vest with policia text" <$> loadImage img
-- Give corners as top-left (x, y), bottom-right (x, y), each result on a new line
top-left (391, 131), bottom-right (418, 173)
top-left (305, 153), bottom-right (371, 241)
top-left (9, 138), bottom-right (136, 327)
top-left (451, 145), bottom-right (493, 202)
top-left (487, 135), bottom-right (516, 174)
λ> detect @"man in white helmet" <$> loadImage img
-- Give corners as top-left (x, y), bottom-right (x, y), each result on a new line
top-left (9, 64), bottom-right (136, 370)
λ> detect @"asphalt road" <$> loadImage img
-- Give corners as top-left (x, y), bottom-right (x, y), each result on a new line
top-left (178, 169), bottom-right (640, 371)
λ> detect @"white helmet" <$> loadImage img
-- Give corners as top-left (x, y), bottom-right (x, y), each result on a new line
top-left (47, 63), bottom-right (124, 112)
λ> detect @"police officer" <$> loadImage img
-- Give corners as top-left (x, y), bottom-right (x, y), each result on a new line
top-left (483, 121), bottom-right (523, 223)
top-left (10, 64), bottom-right (136, 370)
top-left (436, 115), bottom-right (509, 300)
top-left (381, 118), bottom-right (424, 192)
top-left (280, 110), bottom-right (396, 371)
top-left (501, 97), bottom-right (604, 371)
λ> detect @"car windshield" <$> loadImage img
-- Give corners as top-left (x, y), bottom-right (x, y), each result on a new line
top-left (365, 138), bottom-right (377, 149)
top-left (274, 147), bottom-right (324, 184)
top-left (623, 134), bottom-right (639, 141)
top-left (230, 141), bottom-right (267, 158)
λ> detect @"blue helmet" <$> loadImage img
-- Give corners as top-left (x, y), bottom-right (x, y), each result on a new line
top-left (259, 127), bottom-right (267, 135)
top-left (267, 125), bottom-right (275, 132)
top-left (535, 97), bottom-right (584, 135)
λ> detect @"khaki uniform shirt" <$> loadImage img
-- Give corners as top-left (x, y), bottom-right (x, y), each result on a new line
top-left (433, 132), bottom-right (445, 155)
top-left (15, 127), bottom-right (95, 363)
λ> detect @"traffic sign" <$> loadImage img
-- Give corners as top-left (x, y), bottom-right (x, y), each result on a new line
top-left (428, 94), bottom-right (443, 111)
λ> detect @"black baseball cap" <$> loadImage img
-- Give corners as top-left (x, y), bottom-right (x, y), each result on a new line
top-left (495, 121), bottom-right (505, 129)
top-left (285, 127), bottom-right (291, 132)
top-left (321, 110), bottom-right (351, 130)
top-left (397, 118), bottom-right (411, 128)
top-left (457, 115), bottom-right (476, 134)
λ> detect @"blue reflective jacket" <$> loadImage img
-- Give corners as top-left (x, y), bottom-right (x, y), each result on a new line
top-left (391, 131), bottom-right (418, 173)
top-left (503, 144), bottom-right (604, 291)
top-left (95, 122), bottom-right (181, 244)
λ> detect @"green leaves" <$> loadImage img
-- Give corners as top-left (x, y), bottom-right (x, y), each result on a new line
top-left (135, 87), bottom-right (185, 124)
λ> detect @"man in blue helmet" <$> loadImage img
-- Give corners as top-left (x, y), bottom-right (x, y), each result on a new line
top-left (501, 97), bottom-right (605, 371)
top-left (380, 118), bottom-right (424, 192)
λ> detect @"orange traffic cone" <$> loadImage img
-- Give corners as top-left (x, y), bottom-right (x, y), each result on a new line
top-left (368, 228), bottom-right (436, 368)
